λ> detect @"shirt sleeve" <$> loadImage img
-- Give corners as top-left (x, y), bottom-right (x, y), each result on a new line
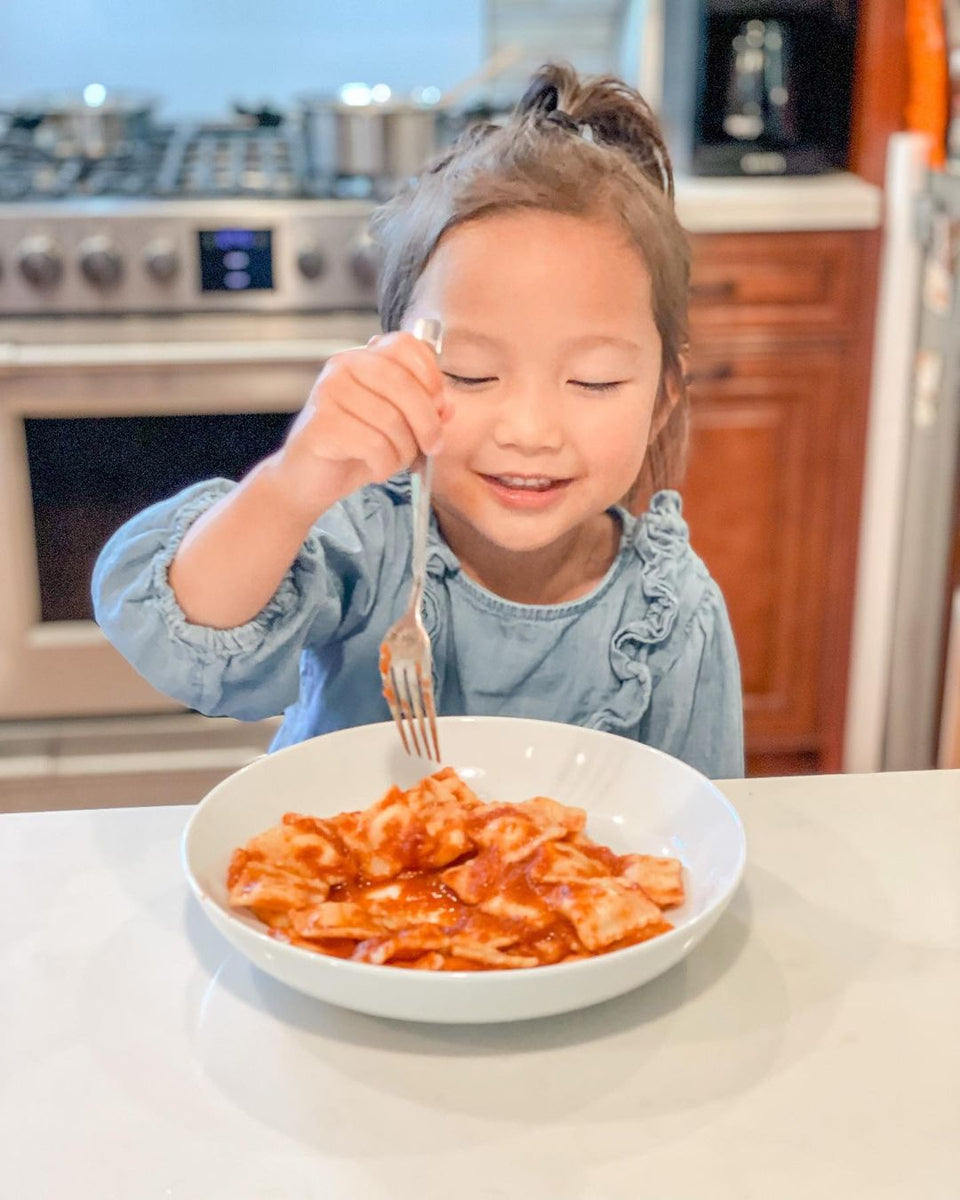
top-left (91, 479), bottom-right (394, 721)
top-left (640, 581), bottom-right (745, 780)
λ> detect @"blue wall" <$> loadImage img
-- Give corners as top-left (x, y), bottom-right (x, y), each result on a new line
top-left (0, 0), bottom-right (485, 118)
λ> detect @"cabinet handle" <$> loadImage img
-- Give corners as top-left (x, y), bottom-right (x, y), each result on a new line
top-left (686, 362), bottom-right (735, 385)
top-left (690, 279), bottom-right (737, 300)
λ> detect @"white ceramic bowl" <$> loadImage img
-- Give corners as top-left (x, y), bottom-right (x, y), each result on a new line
top-left (182, 716), bottom-right (746, 1024)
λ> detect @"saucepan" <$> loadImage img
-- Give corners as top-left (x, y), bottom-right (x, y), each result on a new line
top-left (297, 44), bottom-right (523, 184)
top-left (1, 87), bottom-right (159, 158)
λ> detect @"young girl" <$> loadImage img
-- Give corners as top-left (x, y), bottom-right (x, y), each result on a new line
top-left (93, 64), bottom-right (744, 779)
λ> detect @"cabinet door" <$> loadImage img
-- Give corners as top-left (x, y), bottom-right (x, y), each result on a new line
top-left (680, 348), bottom-right (844, 755)
top-left (688, 232), bottom-right (862, 340)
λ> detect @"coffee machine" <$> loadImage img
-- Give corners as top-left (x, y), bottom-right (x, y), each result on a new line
top-left (659, 0), bottom-right (860, 176)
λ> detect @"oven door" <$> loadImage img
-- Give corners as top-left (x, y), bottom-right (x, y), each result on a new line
top-left (0, 311), bottom-right (379, 719)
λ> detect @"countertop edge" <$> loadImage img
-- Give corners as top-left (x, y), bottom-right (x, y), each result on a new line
top-left (675, 172), bottom-right (883, 233)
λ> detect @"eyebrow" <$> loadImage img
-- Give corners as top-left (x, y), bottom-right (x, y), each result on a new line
top-left (443, 329), bottom-right (643, 353)
top-left (563, 334), bottom-right (643, 353)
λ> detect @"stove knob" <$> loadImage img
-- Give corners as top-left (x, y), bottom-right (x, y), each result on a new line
top-left (297, 245), bottom-right (327, 281)
top-left (143, 239), bottom-right (181, 284)
top-left (78, 236), bottom-right (124, 289)
top-left (17, 236), bottom-right (64, 289)
top-left (348, 235), bottom-right (382, 290)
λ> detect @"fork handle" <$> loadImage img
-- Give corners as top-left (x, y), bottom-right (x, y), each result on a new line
top-left (410, 458), bottom-right (432, 606)
top-left (410, 319), bottom-right (443, 608)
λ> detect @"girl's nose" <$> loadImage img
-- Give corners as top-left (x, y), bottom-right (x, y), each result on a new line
top-left (491, 383), bottom-right (564, 452)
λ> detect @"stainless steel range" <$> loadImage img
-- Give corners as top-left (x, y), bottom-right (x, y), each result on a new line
top-left (0, 107), bottom-right (385, 721)
top-left (0, 118), bottom-right (383, 315)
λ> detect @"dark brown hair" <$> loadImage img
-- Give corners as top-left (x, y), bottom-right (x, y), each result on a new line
top-left (370, 62), bottom-right (691, 498)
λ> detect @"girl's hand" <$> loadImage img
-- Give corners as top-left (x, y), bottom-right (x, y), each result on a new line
top-left (270, 331), bottom-right (448, 518)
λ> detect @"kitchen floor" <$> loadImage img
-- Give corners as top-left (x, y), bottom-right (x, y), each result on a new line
top-left (0, 712), bottom-right (280, 813)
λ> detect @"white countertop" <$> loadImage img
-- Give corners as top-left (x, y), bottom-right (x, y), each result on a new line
top-left (675, 172), bottom-right (883, 233)
top-left (2, 769), bottom-right (957, 1199)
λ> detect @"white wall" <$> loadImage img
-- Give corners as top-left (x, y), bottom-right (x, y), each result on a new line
top-left (0, 0), bottom-right (485, 119)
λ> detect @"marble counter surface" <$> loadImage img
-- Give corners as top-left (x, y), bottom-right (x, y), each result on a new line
top-left (2, 768), bottom-right (957, 1198)
top-left (675, 171), bottom-right (882, 233)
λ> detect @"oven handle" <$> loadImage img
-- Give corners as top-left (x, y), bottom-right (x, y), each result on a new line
top-left (0, 338), bottom-right (361, 372)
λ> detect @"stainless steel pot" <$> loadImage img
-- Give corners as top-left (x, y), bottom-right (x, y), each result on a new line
top-left (298, 89), bottom-right (443, 182)
top-left (5, 88), bottom-right (158, 158)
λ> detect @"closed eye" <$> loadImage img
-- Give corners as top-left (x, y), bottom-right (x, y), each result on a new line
top-left (571, 380), bottom-right (630, 392)
top-left (443, 372), bottom-right (498, 387)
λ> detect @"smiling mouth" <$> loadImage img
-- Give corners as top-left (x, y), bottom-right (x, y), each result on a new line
top-left (481, 473), bottom-right (571, 492)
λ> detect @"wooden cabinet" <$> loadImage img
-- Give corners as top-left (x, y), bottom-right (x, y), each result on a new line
top-left (688, 231), bottom-right (862, 336)
top-left (679, 229), bottom-right (879, 775)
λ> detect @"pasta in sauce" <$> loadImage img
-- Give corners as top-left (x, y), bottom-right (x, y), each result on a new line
top-left (227, 767), bottom-right (684, 971)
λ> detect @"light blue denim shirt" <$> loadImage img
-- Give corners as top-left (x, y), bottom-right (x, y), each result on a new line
top-left (92, 476), bottom-right (744, 779)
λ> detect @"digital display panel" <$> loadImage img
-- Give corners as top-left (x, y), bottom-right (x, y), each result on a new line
top-left (198, 229), bottom-right (273, 291)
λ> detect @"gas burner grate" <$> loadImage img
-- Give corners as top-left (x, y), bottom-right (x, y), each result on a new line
top-left (155, 125), bottom-right (306, 198)
top-left (0, 131), bottom-right (170, 200)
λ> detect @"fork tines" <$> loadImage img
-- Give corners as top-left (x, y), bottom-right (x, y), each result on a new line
top-left (385, 661), bottom-right (441, 762)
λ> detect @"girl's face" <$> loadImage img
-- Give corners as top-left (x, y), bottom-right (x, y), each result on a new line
top-left (406, 209), bottom-right (664, 557)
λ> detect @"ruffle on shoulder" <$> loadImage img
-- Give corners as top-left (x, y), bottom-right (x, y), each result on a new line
top-left (377, 473), bottom-right (414, 504)
top-left (588, 490), bottom-right (691, 738)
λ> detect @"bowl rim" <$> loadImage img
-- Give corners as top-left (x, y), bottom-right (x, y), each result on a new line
top-left (181, 715), bottom-right (747, 984)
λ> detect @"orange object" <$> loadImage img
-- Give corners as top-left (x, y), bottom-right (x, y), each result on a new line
top-left (227, 768), bottom-right (684, 970)
top-left (906, 0), bottom-right (949, 166)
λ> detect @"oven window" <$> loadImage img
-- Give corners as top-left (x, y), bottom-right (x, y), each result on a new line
top-left (24, 412), bottom-right (295, 623)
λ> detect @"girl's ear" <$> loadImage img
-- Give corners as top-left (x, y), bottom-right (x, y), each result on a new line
top-left (650, 355), bottom-right (686, 441)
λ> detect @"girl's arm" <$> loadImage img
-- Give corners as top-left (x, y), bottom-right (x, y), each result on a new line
top-left (92, 331), bottom-right (446, 719)
top-left (92, 477), bottom-right (400, 721)
top-left (167, 330), bottom-right (446, 629)
top-left (166, 452), bottom-right (334, 629)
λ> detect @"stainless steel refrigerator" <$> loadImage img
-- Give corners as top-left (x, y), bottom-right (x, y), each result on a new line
top-left (846, 133), bottom-right (960, 771)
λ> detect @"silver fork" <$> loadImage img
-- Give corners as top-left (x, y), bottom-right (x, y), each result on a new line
top-left (378, 316), bottom-right (443, 762)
